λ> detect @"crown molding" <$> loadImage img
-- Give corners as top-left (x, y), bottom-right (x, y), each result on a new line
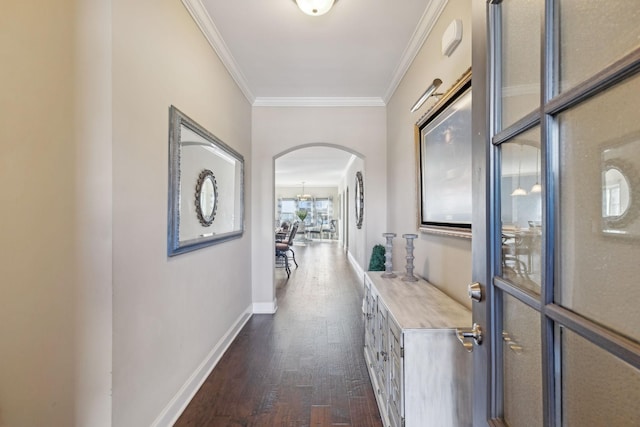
top-left (182, 0), bottom-right (447, 107)
top-left (382, 0), bottom-right (449, 103)
top-left (181, 0), bottom-right (255, 103)
top-left (253, 97), bottom-right (386, 107)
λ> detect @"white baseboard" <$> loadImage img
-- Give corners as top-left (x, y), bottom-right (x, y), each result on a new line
top-left (347, 251), bottom-right (365, 286)
top-left (252, 300), bottom-right (278, 314)
top-left (151, 304), bottom-right (253, 427)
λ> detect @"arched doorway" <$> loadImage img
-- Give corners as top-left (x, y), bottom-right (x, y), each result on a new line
top-left (273, 144), bottom-right (364, 278)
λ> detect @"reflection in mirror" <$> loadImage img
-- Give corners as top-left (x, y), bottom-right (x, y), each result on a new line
top-left (195, 170), bottom-right (218, 226)
top-left (500, 127), bottom-right (542, 294)
top-left (168, 106), bottom-right (244, 256)
top-left (601, 145), bottom-right (639, 235)
top-left (603, 167), bottom-right (629, 219)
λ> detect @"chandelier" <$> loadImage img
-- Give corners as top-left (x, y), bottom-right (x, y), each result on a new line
top-left (297, 182), bottom-right (312, 201)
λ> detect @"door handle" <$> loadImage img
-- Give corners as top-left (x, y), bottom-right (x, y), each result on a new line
top-left (456, 323), bottom-right (483, 352)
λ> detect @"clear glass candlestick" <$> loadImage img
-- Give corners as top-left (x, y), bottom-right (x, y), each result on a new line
top-left (402, 233), bottom-right (419, 282)
top-left (381, 233), bottom-right (396, 278)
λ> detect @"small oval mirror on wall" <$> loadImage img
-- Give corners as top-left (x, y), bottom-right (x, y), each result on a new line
top-left (603, 167), bottom-right (630, 219)
top-left (355, 171), bottom-right (364, 229)
top-left (601, 148), bottom-right (640, 235)
top-left (195, 169), bottom-right (218, 226)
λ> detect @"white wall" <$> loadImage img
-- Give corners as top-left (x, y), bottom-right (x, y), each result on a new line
top-left (0, 0), bottom-right (112, 425)
top-left (387, 0), bottom-right (473, 307)
top-left (252, 108), bottom-right (387, 310)
top-left (340, 156), bottom-right (367, 266)
top-left (111, 0), bottom-right (252, 425)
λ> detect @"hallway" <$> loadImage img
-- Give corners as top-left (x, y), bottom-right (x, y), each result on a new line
top-left (175, 241), bottom-right (383, 426)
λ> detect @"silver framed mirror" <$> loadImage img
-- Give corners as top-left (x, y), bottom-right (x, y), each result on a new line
top-left (355, 171), bottom-right (364, 229)
top-left (168, 106), bottom-right (244, 256)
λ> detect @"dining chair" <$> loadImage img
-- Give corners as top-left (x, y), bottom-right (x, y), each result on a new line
top-left (275, 222), bottom-right (299, 277)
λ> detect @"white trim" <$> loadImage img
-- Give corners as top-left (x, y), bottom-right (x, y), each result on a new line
top-left (383, 0), bottom-right (449, 103)
top-left (180, 0), bottom-right (255, 103)
top-left (252, 300), bottom-right (278, 314)
top-left (253, 97), bottom-right (386, 107)
top-left (151, 305), bottom-right (253, 427)
top-left (340, 155), bottom-right (358, 182)
top-left (347, 250), bottom-right (365, 286)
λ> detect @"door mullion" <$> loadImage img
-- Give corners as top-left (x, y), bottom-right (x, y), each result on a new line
top-left (541, 0), bottom-right (558, 424)
top-left (545, 304), bottom-right (640, 369)
top-left (544, 47), bottom-right (640, 117)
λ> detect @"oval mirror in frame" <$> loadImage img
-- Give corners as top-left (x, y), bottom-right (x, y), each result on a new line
top-left (355, 171), bottom-right (364, 229)
top-left (602, 158), bottom-right (639, 233)
top-left (195, 169), bottom-right (218, 226)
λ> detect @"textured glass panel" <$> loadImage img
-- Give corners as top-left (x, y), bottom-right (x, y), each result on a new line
top-left (502, 294), bottom-right (542, 427)
top-left (559, 0), bottom-right (640, 92)
top-left (500, 127), bottom-right (542, 294)
top-left (562, 328), bottom-right (640, 426)
top-left (558, 72), bottom-right (640, 342)
top-left (501, 0), bottom-right (542, 129)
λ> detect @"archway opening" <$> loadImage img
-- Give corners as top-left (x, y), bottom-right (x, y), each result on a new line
top-left (273, 144), bottom-right (364, 280)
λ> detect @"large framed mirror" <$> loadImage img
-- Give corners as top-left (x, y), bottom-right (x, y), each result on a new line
top-left (168, 105), bottom-right (244, 256)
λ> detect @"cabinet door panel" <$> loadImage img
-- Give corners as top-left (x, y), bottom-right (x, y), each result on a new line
top-left (364, 283), bottom-right (375, 360)
top-left (404, 330), bottom-right (472, 427)
top-left (377, 303), bottom-right (389, 400)
top-left (388, 317), bottom-right (403, 427)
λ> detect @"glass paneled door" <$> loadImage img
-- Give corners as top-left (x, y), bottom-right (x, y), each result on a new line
top-left (471, 0), bottom-right (640, 425)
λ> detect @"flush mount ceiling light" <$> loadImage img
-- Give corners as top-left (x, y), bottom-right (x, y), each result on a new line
top-left (294, 0), bottom-right (337, 16)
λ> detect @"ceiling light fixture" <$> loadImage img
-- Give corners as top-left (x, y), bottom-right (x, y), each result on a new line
top-left (511, 145), bottom-right (527, 196)
top-left (410, 78), bottom-right (443, 112)
top-left (294, 0), bottom-right (337, 16)
top-left (297, 182), bottom-right (312, 201)
top-left (530, 149), bottom-right (542, 193)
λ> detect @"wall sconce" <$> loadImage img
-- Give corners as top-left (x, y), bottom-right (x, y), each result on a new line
top-left (294, 0), bottom-right (337, 16)
top-left (410, 78), bottom-right (443, 112)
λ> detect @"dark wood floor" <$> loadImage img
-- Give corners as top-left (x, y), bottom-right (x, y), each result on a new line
top-left (175, 240), bottom-right (383, 427)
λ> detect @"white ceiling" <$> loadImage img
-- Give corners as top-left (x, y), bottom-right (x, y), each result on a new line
top-left (275, 147), bottom-right (355, 188)
top-left (183, 0), bottom-right (447, 185)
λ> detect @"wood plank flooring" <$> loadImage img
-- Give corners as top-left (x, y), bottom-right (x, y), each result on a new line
top-left (175, 240), bottom-right (383, 427)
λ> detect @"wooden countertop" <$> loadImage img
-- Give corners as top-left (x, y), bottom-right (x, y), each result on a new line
top-left (366, 271), bottom-right (471, 330)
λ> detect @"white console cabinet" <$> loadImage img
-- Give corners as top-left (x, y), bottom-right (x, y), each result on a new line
top-left (363, 271), bottom-right (472, 427)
